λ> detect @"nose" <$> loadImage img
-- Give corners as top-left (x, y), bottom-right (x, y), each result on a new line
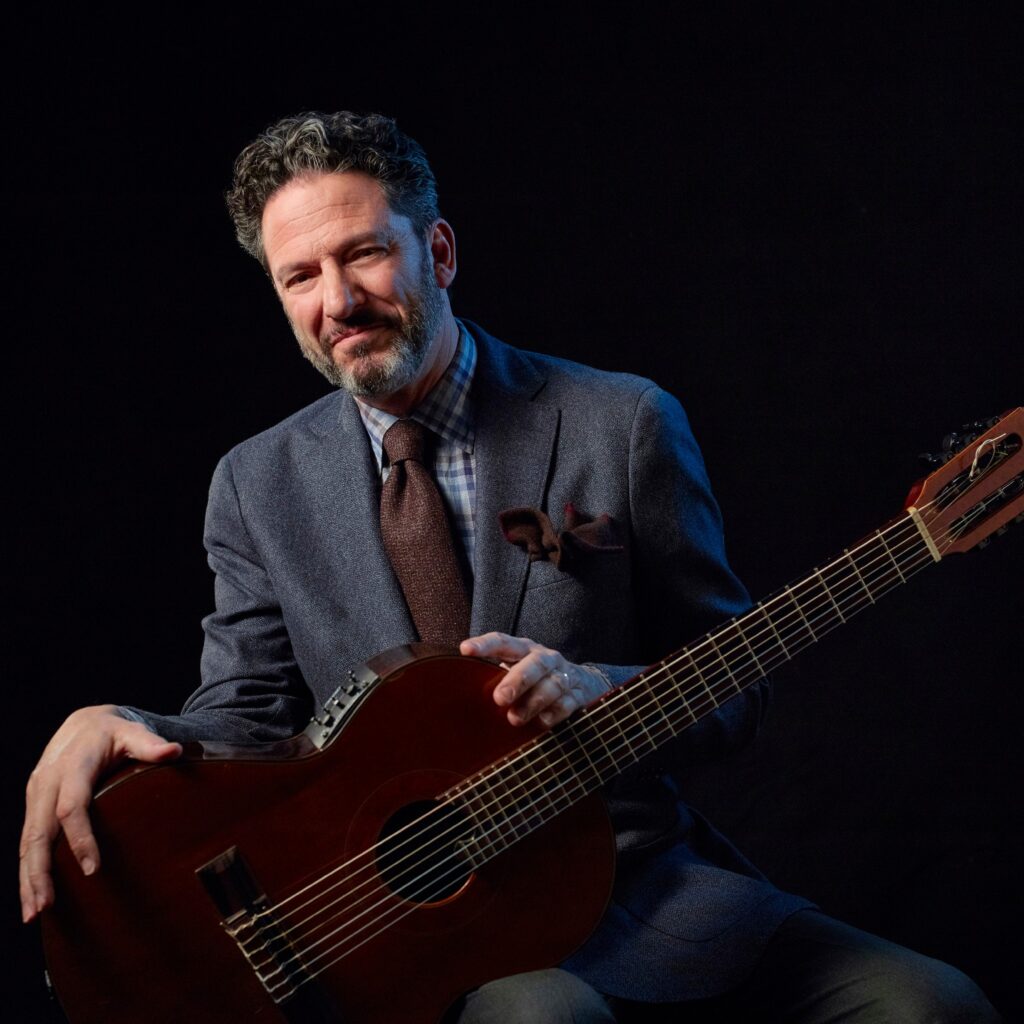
top-left (322, 261), bottom-right (363, 321)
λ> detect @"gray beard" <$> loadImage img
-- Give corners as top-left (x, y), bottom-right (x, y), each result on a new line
top-left (296, 262), bottom-right (446, 397)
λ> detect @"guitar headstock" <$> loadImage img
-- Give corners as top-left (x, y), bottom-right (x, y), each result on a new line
top-left (905, 407), bottom-right (1023, 556)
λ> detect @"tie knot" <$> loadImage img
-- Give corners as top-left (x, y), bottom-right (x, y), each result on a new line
top-left (382, 418), bottom-right (427, 464)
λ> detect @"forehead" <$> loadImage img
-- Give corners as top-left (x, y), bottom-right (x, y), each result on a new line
top-left (261, 171), bottom-right (408, 271)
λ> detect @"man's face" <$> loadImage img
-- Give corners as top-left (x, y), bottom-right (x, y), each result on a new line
top-left (261, 171), bottom-right (445, 396)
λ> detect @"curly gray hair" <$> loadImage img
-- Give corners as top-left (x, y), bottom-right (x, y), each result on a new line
top-left (226, 111), bottom-right (440, 267)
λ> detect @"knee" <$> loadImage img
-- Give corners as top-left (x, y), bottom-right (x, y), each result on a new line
top-left (867, 957), bottom-right (1000, 1023)
top-left (457, 968), bottom-right (616, 1024)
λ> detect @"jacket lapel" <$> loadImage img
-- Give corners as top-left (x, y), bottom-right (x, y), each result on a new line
top-left (467, 325), bottom-right (559, 637)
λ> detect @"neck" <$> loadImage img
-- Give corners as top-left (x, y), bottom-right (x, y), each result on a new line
top-left (358, 313), bottom-right (460, 418)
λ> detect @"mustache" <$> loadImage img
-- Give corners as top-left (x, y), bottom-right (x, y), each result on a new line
top-left (321, 311), bottom-right (404, 348)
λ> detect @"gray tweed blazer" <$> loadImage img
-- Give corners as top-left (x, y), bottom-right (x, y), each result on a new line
top-left (127, 321), bottom-right (810, 1001)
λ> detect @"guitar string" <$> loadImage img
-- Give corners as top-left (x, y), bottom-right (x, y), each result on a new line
top-left (235, 512), bottom-right (925, 958)
top-left (242, 508), bottom-right (959, 986)
top-left (236, 495), bottom-right (967, 977)
top-left (260, 471), bottom-right (1019, 991)
top-left (242, 471), bottom-right (1010, 990)
top-left (249, 436), bottom-right (1015, 946)
top-left (256, 500), bottom-right (941, 931)
top-left (257, 496), bottom-right (998, 999)
top-left (258, 477), bottom-right (1015, 991)
top-left (264, 531), bottom-right (955, 999)
top-left (246, 503), bottom-right (941, 933)
top-left (245, 511), bottom-right (958, 992)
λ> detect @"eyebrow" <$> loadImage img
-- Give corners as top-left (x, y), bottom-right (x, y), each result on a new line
top-left (273, 229), bottom-right (399, 282)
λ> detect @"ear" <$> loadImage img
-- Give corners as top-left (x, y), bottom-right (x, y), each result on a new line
top-left (428, 219), bottom-right (457, 289)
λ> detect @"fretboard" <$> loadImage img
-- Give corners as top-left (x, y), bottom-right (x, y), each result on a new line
top-left (445, 509), bottom-right (938, 868)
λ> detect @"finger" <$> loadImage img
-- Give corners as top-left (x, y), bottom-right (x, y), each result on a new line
top-left (19, 777), bottom-right (59, 922)
top-left (460, 632), bottom-right (535, 662)
top-left (116, 727), bottom-right (182, 764)
top-left (54, 773), bottom-right (102, 876)
top-left (507, 672), bottom-right (571, 725)
top-left (538, 692), bottom-right (579, 727)
top-left (493, 649), bottom-right (561, 707)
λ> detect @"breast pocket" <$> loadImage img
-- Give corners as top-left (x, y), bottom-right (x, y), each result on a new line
top-left (513, 549), bottom-right (634, 662)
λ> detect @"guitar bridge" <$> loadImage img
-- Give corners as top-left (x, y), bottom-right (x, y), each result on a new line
top-left (197, 847), bottom-right (337, 1021)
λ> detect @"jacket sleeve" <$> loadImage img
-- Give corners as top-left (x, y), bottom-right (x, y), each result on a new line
top-left (121, 453), bottom-right (313, 743)
top-left (590, 384), bottom-right (769, 772)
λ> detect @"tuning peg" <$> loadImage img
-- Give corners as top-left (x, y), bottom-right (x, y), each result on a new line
top-left (933, 414), bottom-right (1003, 459)
top-left (918, 451), bottom-right (948, 467)
top-left (941, 431), bottom-right (962, 454)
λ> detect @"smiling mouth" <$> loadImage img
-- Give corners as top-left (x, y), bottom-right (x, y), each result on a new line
top-left (326, 323), bottom-right (388, 350)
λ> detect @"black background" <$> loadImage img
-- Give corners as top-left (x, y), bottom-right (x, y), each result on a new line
top-left (4, 9), bottom-right (1022, 1021)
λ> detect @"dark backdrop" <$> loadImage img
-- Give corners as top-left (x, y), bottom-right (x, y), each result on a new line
top-left (4, 10), bottom-right (1022, 1021)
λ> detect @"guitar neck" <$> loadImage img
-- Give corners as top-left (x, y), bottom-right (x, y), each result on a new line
top-left (445, 510), bottom-right (937, 865)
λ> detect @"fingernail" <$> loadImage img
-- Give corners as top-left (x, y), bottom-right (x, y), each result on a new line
top-left (540, 712), bottom-right (555, 726)
top-left (81, 857), bottom-right (96, 876)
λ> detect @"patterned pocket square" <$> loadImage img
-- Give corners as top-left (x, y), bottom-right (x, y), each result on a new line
top-left (498, 503), bottom-right (625, 571)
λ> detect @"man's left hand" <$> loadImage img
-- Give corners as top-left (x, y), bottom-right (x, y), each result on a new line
top-left (459, 633), bottom-right (610, 728)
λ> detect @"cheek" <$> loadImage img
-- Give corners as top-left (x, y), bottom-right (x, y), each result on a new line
top-left (364, 264), bottom-right (415, 304)
top-left (284, 294), bottom-right (322, 335)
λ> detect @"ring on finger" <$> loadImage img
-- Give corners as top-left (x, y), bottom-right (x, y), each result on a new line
top-left (546, 668), bottom-right (570, 691)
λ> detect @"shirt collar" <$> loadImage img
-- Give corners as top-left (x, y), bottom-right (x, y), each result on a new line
top-left (356, 321), bottom-right (477, 467)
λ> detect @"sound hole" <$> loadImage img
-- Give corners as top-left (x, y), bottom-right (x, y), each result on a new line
top-left (376, 800), bottom-right (474, 904)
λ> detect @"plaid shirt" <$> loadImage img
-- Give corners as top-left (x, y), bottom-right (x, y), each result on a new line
top-left (355, 322), bottom-right (478, 578)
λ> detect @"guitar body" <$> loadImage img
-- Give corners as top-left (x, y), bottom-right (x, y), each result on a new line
top-left (41, 650), bottom-right (616, 1024)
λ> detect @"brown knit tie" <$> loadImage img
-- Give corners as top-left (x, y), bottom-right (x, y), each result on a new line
top-left (380, 419), bottom-right (471, 646)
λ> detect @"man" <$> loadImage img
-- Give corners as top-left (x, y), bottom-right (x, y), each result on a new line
top-left (21, 112), bottom-right (999, 1022)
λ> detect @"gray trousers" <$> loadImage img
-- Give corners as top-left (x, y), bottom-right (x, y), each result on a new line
top-left (455, 911), bottom-right (1000, 1023)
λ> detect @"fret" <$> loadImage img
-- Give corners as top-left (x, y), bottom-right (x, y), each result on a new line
top-left (683, 649), bottom-right (722, 713)
top-left (641, 675), bottom-right (677, 744)
top-left (657, 664), bottom-right (700, 732)
top-left (707, 633), bottom-right (742, 695)
top-left (584, 702), bottom-right (619, 780)
top-left (456, 775), bottom-right (507, 857)
top-left (449, 796), bottom-right (490, 870)
top-left (637, 680), bottom-right (662, 746)
top-left (489, 760), bottom-right (533, 842)
top-left (844, 546), bottom-right (876, 604)
top-left (729, 617), bottom-right (768, 677)
top-left (455, 732), bottom-right (600, 863)
top-left (784, 584), bottom-right (818, 641)
top-left (756, 602), bottom-right (791, 660)
top-left (815, 568), bottom-right (846, 623)
top-left (552, 715), bottom-right (606, 792)
top-left (875, 529), bottom-right (907, 583)
top-left (603, 712), bottom-right (638, 766)
top-left (523, 747), bottom-right (564, 822)
top-left (619, 703), bottom-right (656, 762)
top-left (624, 678), bottom-right (660, 754)
top-left (598, 688), bottom-right (659, 770)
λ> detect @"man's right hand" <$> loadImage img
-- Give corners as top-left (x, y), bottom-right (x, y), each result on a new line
top-left (20, 705), bottom-right (182, 923)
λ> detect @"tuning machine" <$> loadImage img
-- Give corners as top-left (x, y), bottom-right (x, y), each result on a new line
top-left (919, 414), bottom-right (1003, 468)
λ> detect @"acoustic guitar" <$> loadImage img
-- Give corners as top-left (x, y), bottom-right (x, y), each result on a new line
top-left (41, 408), bottom-right (1023, 1023)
